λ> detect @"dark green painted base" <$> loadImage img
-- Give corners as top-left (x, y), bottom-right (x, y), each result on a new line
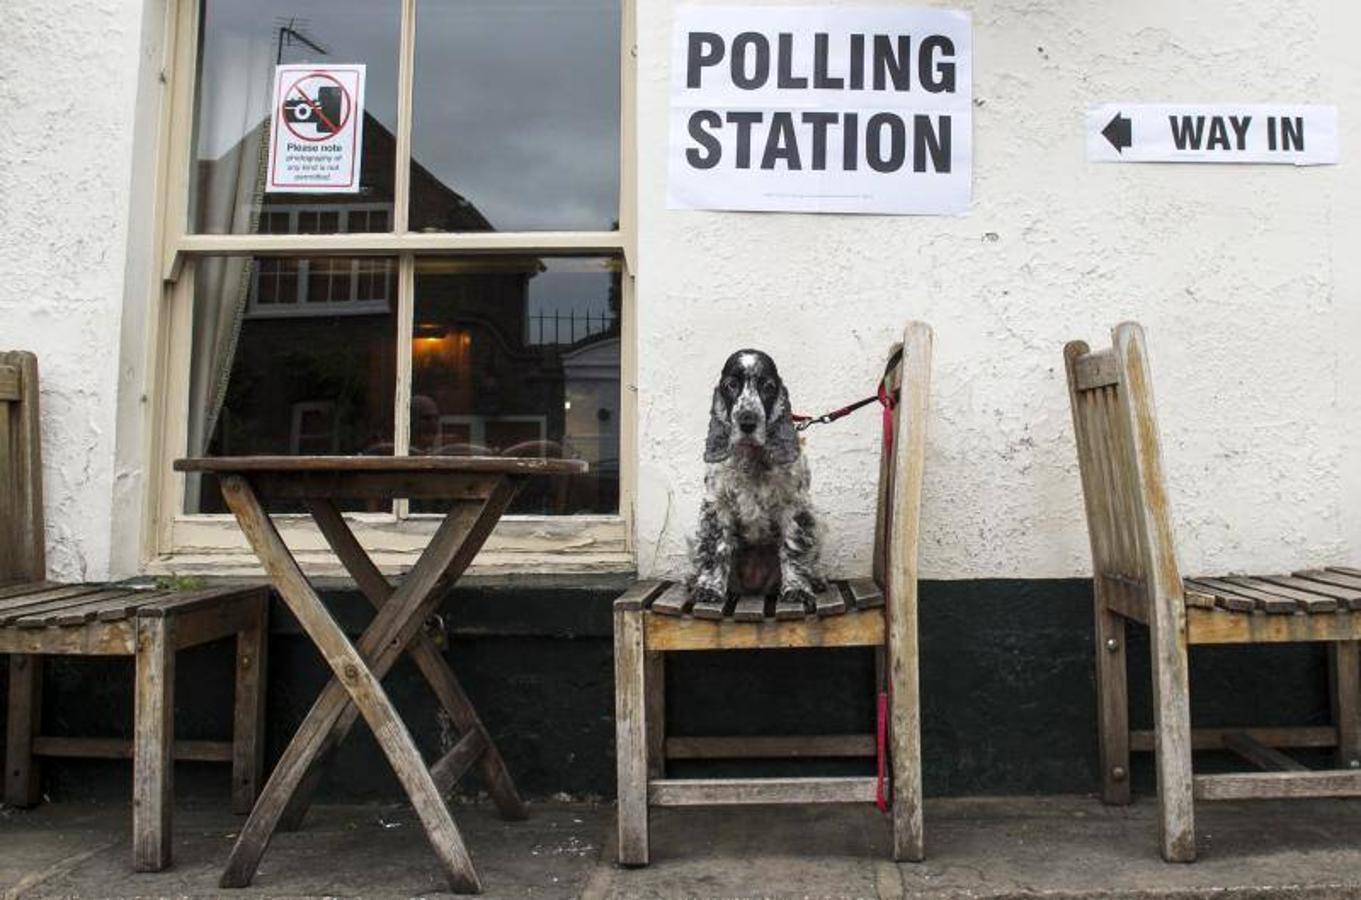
top-left (0, 579), bottom-right (1335, 804)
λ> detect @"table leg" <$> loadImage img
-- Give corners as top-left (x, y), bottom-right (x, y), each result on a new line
top-left (218, 475), bottom-right (513, 893)
top-left (287, 498), bottom-right (525, 824)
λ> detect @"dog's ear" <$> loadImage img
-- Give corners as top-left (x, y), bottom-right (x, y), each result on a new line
top-left (703, 386), bottom-right (732, 463)
top-left (767, 384), bottom-right (800, 465)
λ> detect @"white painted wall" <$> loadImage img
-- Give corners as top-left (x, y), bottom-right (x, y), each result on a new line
top-left (634, 0), bottom-right (1361, 579)
top-left (4, 1), bottom-right (1358, 583)
top-left (0, 0), bottom-right (153, 581)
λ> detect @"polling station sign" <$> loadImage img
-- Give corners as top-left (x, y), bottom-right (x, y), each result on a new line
top-left (667, 6), bottom-right (972, 215)
top-left (266, 64), bottom-right (366, 193)
top-left (1088, 103), bottom-right (1339, 166)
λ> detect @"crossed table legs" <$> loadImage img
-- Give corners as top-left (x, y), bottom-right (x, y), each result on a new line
top-left (216, 473), bottom-right (526, 893)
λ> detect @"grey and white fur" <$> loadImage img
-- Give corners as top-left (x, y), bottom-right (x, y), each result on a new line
top-left (687, 349), bottom-right (825, 612)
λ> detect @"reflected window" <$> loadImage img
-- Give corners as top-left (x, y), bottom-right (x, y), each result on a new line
top-left (191, 1), bottom-right (401, 236)
top-left (410, 0), bottom-right (621, 232)
top-left (410, 257), bottom-right (621, 514)
top-left (184, 256), bottom-right (398, 514)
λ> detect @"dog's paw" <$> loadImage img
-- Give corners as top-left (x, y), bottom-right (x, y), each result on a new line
top-left (691, 585), bottom-right (726, 609)
top-left (779, 588), bottom-right (816, 615)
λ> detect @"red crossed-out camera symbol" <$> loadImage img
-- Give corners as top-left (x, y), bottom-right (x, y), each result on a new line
top-left (280, 72), bottom-right (353, 142)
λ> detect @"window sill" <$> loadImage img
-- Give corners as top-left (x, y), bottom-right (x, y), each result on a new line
top-left (152, 513), bottom-right (634, 579)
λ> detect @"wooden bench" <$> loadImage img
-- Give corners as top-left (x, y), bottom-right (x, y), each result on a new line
top-left (1, 350), bottom-right (269, 872)
top-left (614, 322), bottom-right (932, 865)
top-left (1064, 323), bottom-right (1361, 862)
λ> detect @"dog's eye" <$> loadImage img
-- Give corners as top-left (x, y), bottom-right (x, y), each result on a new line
top-left (758, 378), bottom-right (777, 399)
top-left (721, 376), bottom-right (740, 395)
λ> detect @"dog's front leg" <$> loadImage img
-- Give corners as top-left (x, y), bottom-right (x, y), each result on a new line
top-left (778, 508), bottom-right (823, 613)
top-left (690, 499), bottom-right (735, 606)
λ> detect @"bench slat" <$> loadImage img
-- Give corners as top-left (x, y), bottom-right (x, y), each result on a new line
top-left (649, 582), bottom-right (692, 617)
top-left (0, 585), bottom-right (115, 623)
top-left (1227, 576), bottom-right (1338, 614)
top-left (733, 596), bottom-right (767, 622)
top-left (814, 583), bottom-right (847, 617)
top-left (1185, 578), bottom-right (1278, 613)
top-left (846, 578), bottom-right (884, 610)
top-left (1258, 574), bottom-right (1361, 610)
top-left (14, 589), bottom-right (153, 628)
top-left (1297, 569), bottom-right (1361, 593)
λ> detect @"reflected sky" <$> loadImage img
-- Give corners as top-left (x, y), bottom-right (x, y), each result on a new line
top-left (195, 0), bottom-right (620, 232)
top-left (412, 0), bottom-right (620, 231)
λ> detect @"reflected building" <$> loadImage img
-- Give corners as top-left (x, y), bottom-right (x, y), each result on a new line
top-left (193, 114), bottom-right (620, 515)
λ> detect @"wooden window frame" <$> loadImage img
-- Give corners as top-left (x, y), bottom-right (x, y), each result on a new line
top-left (139, 0), bottom-right (638, 578)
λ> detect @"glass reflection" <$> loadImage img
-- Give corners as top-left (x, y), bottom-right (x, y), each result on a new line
top-left (191, 0), bottom-right (401, 236)
top-left (410, 0), bottom-right (621, 232)
top-left (185, 255), bottom-right (398, 514)
top-left (410, 256), bottom-right (621, 514)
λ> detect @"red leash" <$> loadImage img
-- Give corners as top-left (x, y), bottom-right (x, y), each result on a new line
top-left (791, 355), bottom-right (902, 814)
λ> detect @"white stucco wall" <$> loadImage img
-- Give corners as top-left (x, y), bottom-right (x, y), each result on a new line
top-left (634, 0), bottom-right (1361, 579)
top-left (0, 0), bottom-right (153, 580)
top-left (3, 1), bottom-right (1358, 584)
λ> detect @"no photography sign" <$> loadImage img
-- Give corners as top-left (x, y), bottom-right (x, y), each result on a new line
top-left (667, 6), bottom-right (972, 215)
top-left (266, 64), bottom-right (366, 193)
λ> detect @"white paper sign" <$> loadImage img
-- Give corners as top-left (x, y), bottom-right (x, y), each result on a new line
top-left (1087, 103), bottom-right (1338, 166)
top-left (266, 64), bottom-right (366, 193)
top-left (668, 6), bottom-right (972, 215)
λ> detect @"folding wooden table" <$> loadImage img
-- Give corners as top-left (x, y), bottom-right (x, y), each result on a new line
top-left (173, 455), bottom-right (588, 893)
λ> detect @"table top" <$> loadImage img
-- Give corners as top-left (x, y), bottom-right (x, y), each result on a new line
top-left (174, 455), bottom-right (589, 476)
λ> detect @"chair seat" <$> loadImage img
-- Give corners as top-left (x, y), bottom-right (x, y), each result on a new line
top-left (1184, 569), bottom-right (1361, 614)
top-left (0, 581), bottom-right (266, 631)
top-left (642, 578), bottom-right (884, 622)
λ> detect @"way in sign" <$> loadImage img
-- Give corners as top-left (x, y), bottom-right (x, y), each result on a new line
top-left (1087, 103), bottom-right (1338, 166)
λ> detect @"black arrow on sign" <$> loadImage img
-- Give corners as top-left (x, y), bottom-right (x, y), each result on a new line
top-left (1102, 113), bottom-right (1132, 153)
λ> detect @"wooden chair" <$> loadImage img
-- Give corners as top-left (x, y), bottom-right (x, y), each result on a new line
top-left (614, 322), bottom-right (931, 865)
top-left (1, 350), bottom-right (269, 872)
top-left (1064, 323), bottom-right (1361, 862)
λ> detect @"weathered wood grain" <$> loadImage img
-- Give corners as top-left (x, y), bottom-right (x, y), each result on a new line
top-left (1193, 770), bottom-right (1361, 800)
top-left (885, 321), bottom-right (930, 862)
top-left (614, 604), bottom-right (648, 866)
top-left (1130, 725), bottom-right (1338, 752)
top-left (665, 735), bottom-right (874, 759)
top-left (649, 582), bottom-right (691, 617)
top-left (1111, 323), bottom-right (1195, 862)
top-left (1222, 731), bottom-right (1308, 772)
top-left (133, 617), bottom-right (175, 871)
top-left (217, 474), bottom-right (489, 893)
top-left (282, 498), bottom-right (525, 828)
top-left (4, 654), bottom-right (42, 806)
top-left (645, 609), bottom-right (884, 651)
top-left (649, 776), bottom-right (877, 806)
top-left (1330, 642), bottom-right (1361, 770)
top-left (232, 598), bottom-right (269, 815)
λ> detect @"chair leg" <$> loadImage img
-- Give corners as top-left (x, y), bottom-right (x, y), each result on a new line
top-left (645, 651), bottom-right (665, 779)
top-left (614, 605), bottom-right (649, 866)
top-left (1094, 600), bottom-right (1131, 805)
top-left (133, 618), bottom-right (175, 872)
top-left (1329, 642), bottom-right (1361, 770)
top-left (888, 633), bottom-right (924, 862)
top-left (231, 599), bottom-right (269, 815)
top-left (5, 654), bottom-right (42, 807)
top-left (1148, 614), bottom-right (1195, 863)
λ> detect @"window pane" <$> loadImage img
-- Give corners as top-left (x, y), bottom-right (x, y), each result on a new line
top-left (410, 0), bottom-right (621, 232)
top-left (191, 1), bottom-right (401, 236)
top-left (410, 256), bottom-right (620, 514)
top-left (184, 256), bottom-right (398, 514)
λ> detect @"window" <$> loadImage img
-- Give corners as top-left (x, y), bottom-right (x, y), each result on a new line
top-left (150, 0), bottom-right (635, 573)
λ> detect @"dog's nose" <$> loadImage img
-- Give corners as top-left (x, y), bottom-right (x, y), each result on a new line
top-left (737, 413), bottom-right (758, 434)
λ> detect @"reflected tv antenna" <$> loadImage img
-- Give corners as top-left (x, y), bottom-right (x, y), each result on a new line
top-left (274, 17), bottom-right (329, 64)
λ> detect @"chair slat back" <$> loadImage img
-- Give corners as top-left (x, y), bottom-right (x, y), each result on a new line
top-left (0, 351), bottom-right (45, 583)
top-left (1064, 323), bottom-right (1183, 615)
top-left (873, 322), bottom-right (932, 618)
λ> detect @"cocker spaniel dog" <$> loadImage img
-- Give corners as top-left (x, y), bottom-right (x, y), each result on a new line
top-left (687, 349), bottom-right (825, 612)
